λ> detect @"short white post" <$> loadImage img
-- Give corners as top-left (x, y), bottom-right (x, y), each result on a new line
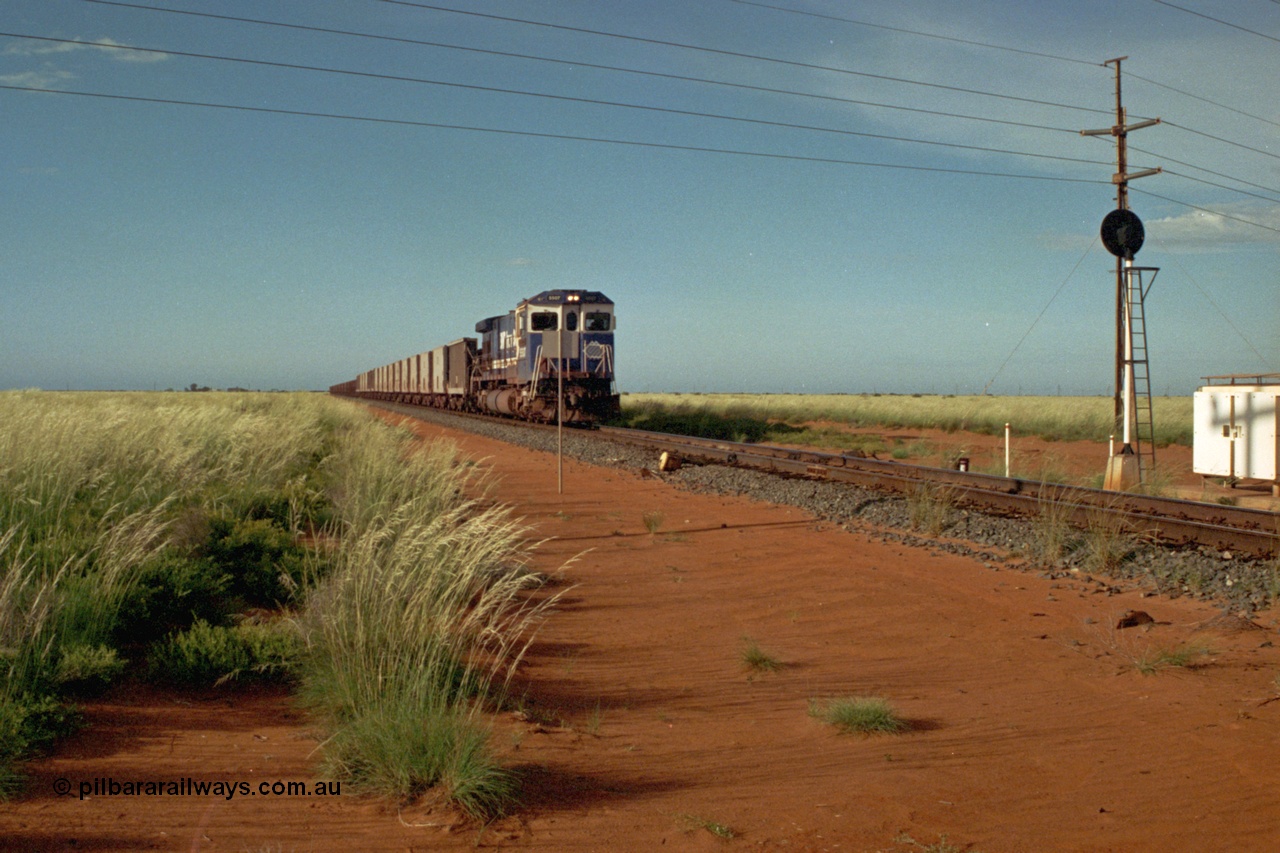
top-left (1004, 422), bottom-right (1011, 478)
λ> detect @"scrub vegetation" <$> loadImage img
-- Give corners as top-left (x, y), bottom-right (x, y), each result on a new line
top-left (740, 637), bottom-right (784, 673)
top-left (809, 696), bottom-right (907, 735)
top-left (0, 391), bottom-right (551, 819)
top-left (1130, 642), bottom-right (1215, 675)
top-left (620, 393), bottom-right (1194, 448)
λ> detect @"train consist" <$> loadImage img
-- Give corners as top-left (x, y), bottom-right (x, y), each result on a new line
top-left (329, 290), bottom-right (619, 423)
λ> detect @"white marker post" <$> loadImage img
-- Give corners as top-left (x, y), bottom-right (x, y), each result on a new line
top-left (1004, 422), bottom-right (1011, 478)
top-left (548, 328), bottom-right (577, 495)
top-left (546, 330), bottom-right (564, 495)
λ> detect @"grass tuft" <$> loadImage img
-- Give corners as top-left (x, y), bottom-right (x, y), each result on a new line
top-left (320, 702), bottom-right (515, 820)
top-left (1025, 494), bottom-right (1077, 565)
top-left (1131, 641), bottom-right (1215, 675)
top-left (810, 696), bottom-right (906, 734)
top-left (906, 484), bottom-right (955, 536)
top-left (894, 832), bottom-right (973, 853)
top-left (740, 637), bottom-right (783, 673)
top-left (679, 814), bottom-right (736, 839)
top-left (1080, 507), bottom-right (1133, 574)
top-left (296, 424), bottom-right (561, 820)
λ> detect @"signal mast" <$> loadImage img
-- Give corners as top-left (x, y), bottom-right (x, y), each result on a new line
top-left (1081, 57), bottom-right (1161, 491)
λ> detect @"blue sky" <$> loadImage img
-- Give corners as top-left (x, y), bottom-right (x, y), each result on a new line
top-left (2, 0), bottom-right (1276, 394)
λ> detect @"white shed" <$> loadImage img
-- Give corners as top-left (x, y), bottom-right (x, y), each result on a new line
top-left (1193, 374), bottom-right (1280, 493)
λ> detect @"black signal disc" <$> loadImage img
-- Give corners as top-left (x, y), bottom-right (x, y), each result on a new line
top-left (1100, 208), bottom-right (1145, 259)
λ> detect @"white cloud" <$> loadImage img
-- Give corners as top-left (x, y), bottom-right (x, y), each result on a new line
top-left (0, 69), bottom-right (75, 89)
top-left (3, 37), bottom-right (167, 63)
top-left (90, 38), bottom-right (169, 64)
top-left (1146, 202), bottom-right (1280, 250)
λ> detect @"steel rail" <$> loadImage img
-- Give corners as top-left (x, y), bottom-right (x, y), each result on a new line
top-left (597, 426), bottom-right (1279, 559)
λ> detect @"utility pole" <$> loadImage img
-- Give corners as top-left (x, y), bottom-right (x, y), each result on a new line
top-left (1081, 57), bottom-right (1161, 437)
top-left (1081, 57), bottom-right (1161, 490)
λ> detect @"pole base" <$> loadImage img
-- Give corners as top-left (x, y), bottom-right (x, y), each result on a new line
top-left (1103, 451), bottom-right (1141, 492)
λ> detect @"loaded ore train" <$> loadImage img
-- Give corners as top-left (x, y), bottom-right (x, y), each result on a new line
top-left (329, 289), bottom-right (619, 424)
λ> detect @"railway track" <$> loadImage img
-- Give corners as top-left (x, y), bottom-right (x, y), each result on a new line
top-left (366, 400), bottom-right (1278, 559)
top-left (596, 426), bottom-right (1279, 559)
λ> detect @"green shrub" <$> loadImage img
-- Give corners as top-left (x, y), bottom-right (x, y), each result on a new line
top-left (113, 553), bottom-right (234, 648)
top-left (54, 643), bottom-right (126, 697)
top-left (617, 408), bottom-right (774, 442)
top-left (147, 618), bottom-right (300, 686)
top-left (0, 693), bottom-right (82, 798)
top-left (201, 515), bottom-right (308, 607)
top-left (679, 814), bottom-right (737, 839)
top-left (0, 391), bottom-right (352, 791)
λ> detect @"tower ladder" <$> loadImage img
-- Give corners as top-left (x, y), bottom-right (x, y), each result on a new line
top-left (1125, 265), bottom-right (1158, 481)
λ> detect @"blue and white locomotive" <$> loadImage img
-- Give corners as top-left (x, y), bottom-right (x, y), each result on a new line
top-left (329, 290), bottom-right (619, 424)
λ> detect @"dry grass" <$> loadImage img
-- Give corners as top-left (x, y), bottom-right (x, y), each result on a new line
top-left (906, 484), bottom-right (956, 536)
top-left (641, 511), bottom-right (665, 534)
top-left (1025, 495), bottom-right (1078, 565)
top-left (622, 393), bottom-right (1194, 446)
top-left (1080, 507), bottom-right (1134, 575)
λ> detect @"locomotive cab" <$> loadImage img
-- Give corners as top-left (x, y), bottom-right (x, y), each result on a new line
top-left (514, 290), bottom-right (615, 382)
top-left (516, 294), bottom-right (615, 341)
top-left (474, 290), bottom-right (619, 422)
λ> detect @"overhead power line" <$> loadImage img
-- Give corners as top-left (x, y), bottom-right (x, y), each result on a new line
top-left (0, 82), bottom-right (1111, 184)
top-left (714, 0), bottom-right (1280, 140)
top-left (1126, 71), bottom-right (1280, 130)
top-left (981, 235), bottom-right (1099, 396)
top-left (1080, 134), bottom-right (1280, 198)
top-left (1149, 233), bottom-right (1277, 371)
top-left (62, 0), bottom-right (1280, 209)
top-left (725, 0), bottom-right (1098, 66)
top-left (78, 0), bottom-right (1092, 135)
top-left (372, 0), bottom-right (1113, 116)
top-left (1161, 170), bottom-right (1280, 204)
top-left (1, 33), bottom-right (1112, 169)
top-left (1160, 120), bottom-right (1280, 161)
top-left (1151, 0), bottom-right (1280, 44)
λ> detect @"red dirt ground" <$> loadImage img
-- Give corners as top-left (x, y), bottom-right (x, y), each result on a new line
top-left (4, 413), bottom-right (1279, 852)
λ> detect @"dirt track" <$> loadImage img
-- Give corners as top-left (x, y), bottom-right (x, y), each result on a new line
top-left (5, 414), bottom-right (1279, 852)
